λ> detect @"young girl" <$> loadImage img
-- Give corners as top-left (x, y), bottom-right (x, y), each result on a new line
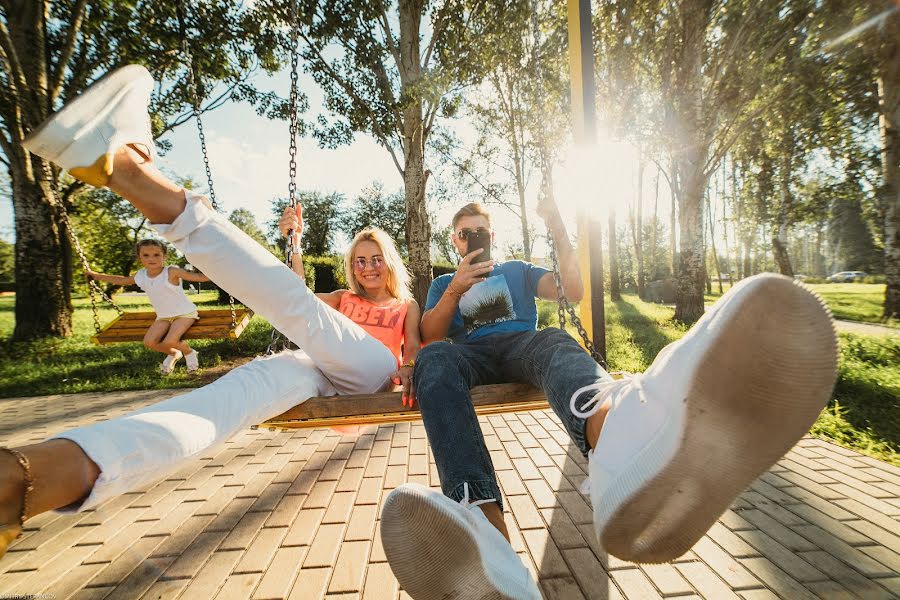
top-left (0, 64), bottom-right (420, 555)
top-left (87, 239), bottom-right (211, 374)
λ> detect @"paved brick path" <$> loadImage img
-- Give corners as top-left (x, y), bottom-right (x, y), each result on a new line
top-left (0, 390), bottom-right (897, 599)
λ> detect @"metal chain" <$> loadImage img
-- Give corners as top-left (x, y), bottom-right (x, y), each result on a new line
top-left (43, 162), bottom-right (124, 335)
top-left (267, 0), bottom-right (302, 355)
top-left (546, 222), bottom-right (605, 368)
top-left (175, 0), bottom-right (237, 328)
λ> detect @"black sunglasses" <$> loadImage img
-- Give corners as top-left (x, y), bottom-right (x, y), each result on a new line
top-left (456, 227), bottom-right (490, 241)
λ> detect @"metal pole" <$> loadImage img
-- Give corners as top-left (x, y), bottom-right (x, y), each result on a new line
top-left (567, 0), bottom-right (606, 365)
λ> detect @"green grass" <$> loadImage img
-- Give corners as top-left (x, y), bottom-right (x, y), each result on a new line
top-left (2, 291), bottom-right (898, 466)
top-left (808, 283), bottom-right (897, 326)
top-left (0, 292), bottom-right (272, 398)
top-left (707, 282), bottom-right (897, 328)
top-left (811, 333), bottom-right (900, 466)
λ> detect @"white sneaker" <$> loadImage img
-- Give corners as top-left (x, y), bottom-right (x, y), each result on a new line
top-left (22, 64), bottom-right (154, 187)
top-left (572, 273), bottom-right (837, 563)
top-left (160, 350), bottom-right (183, 375)
top-left (381, 483), bottom-right (542, 600)
top-left (184, 351), bottom-right (199, 374)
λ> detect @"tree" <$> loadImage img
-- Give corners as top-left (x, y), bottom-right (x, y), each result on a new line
top-left (287, 0), bottom-right (525, 304)
top-left (875, 11), bottom-right (899, 317)
top-left (1, 1), bottom-right (294, 340)
top-left (269, 192), bottom-right (344, 257)
top-left (229, 208), bottom-right (272, 252)
top-left (595, 1), bottom-right (815, 322)
top-left (439, 0), bottom-right (568, 262)
top-left (339, 182), bottom-right (407, 254)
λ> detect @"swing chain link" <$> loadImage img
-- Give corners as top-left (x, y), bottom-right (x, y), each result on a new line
top-left (267, 0), bottom-right (302, 356)
top-left (546, 222), bottom-right (605, 369)
top-left (42, 162), bottom-right (124, 335)
top-left (176, 0), bottom-right (237, 329)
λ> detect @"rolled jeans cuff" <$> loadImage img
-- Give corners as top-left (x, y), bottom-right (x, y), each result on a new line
top-left (151, 190), bottom-right (214, 244)
top-left (446, 479), bottom-right (504, 511)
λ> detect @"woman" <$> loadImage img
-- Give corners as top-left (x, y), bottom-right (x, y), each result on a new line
top-left (1, 64), bottom-right (420, 555)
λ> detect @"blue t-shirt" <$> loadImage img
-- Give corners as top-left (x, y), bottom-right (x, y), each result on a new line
top-left (425, 260), bottom-right (551, 343)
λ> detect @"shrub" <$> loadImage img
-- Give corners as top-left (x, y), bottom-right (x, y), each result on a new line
top-left (304, 255), bottom-right (346, 292)
top-left (432, 262), bottom-right (458, 278)
top-left (863, 275), bottom-right (886, 284)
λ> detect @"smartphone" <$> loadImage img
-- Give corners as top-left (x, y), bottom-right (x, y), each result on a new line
top-left (467, 230), bottom-right (492, 263)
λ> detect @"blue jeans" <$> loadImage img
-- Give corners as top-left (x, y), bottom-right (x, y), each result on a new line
top-left (414, 328), bottom-right (610, 509)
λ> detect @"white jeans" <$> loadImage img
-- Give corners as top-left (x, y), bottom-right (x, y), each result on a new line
top-left (55, 192), bottom-right (398, 510)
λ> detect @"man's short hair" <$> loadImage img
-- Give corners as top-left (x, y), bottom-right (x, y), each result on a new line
top-left (451, 203), bottom-right (492, 229)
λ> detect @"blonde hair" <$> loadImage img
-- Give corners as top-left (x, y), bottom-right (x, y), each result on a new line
top-left (344, 228), bottom-right (412, 301)
top-left (451, 203), bottom-right (492, 229)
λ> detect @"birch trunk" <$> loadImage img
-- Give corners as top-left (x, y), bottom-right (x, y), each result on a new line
top-left (878, 17), bottom-right (900, 318)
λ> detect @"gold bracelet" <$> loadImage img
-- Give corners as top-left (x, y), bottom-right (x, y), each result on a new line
top-left (401, 358), bottom-right (415, 369)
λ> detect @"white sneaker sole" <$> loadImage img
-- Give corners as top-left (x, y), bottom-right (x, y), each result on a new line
top-left (600, 275), bottom-right (837, 563)
top-left (381, 485), bottom-right (524, 600)
top-left (22, 65), bottom-right (151, 172)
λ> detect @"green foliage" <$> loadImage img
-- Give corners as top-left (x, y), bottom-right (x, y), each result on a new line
top-left (0, 238), bottom-right (13, 283)
top-left (431, 225), bottom-right (458, 264)
top-left (338, 183), bottom-right (407, 254)
top-left (228, 208), bottom-right (275, 255)
top-left (303, 255), bottom-right (347, 293)
top-left (269, 193), bottom-right (345, 256)
top-left (68, 187), bottom-right (151, 287)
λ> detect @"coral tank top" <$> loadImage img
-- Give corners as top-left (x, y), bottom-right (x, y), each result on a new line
top-left (338, 292), bottom-right (408, 364)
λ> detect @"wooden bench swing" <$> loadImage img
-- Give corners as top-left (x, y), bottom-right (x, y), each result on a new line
top-left (91, 307), bottom-right (253, 345)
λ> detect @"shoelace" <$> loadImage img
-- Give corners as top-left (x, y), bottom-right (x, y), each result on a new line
top-left (568, 372), bottom-right (647, 419)
top-left (459, 482), bottom-right (497, 510)
top-left (571, 373), bottom-right (647, 499)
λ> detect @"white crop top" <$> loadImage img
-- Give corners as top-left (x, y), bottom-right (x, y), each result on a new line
top-left (134, 266), bottom-right (198, 318)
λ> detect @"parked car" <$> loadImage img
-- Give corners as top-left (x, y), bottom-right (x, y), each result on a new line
top-left (827, 271), bottom-right (867, 283)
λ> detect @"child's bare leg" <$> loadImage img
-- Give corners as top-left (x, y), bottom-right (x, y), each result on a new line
top-left (162, 318), bottom-right (197, 356)
top-left (107, 146), bottom-right (185, 225)
top-left (143, 320), bottom-right (173, 354)
top-left (0, 440), bottom-right (100, 525)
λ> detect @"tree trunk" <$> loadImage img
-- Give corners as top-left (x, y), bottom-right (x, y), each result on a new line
top-left (651, 170), bottom-right (659, 279)
top-left (398, 0), bottom-right (433, 306)
top-left (670, 0), bottom-right (712, 323)
top-left (878, 17), bottom-right (900, 319)
top-left (608, 210), bottom-right (621, 301)
top-left (743, 233), bottom-right (753, 278)
top-left (721, 179), bottom-right (732, 286)
top-left (10, 159), bottom-right (73, 339)
top-left (635, 158), bottom-right (645, 298)
top-left (670, 173), bottom-right (677, 276)
top-left (772, 153), bottom-right (794, 277)
top-left (707, 194), bottom-right (723, 294)
top-left (814, 223), bottom-right (826, 278)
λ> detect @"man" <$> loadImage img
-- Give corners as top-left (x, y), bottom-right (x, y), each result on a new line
top-left (381, 197), bottom-right (836, 599)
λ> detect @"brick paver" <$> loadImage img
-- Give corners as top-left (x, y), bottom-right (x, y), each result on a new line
top-left (0, 390), bottom-right (898, 599)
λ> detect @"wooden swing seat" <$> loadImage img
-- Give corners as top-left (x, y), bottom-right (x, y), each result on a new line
top-left (260, 383), bottom-right (549, 430)
top-left (91, 308), bottom-right (253, 345)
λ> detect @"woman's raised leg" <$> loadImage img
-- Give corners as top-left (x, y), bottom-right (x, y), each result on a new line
top-left (0, 349), bottom-right (334, 531)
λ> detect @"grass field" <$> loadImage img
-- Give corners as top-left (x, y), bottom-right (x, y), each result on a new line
top-left (1, 289), bottom-right (898, 466)
top-left (707, 282), bottom-right (896, 327)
